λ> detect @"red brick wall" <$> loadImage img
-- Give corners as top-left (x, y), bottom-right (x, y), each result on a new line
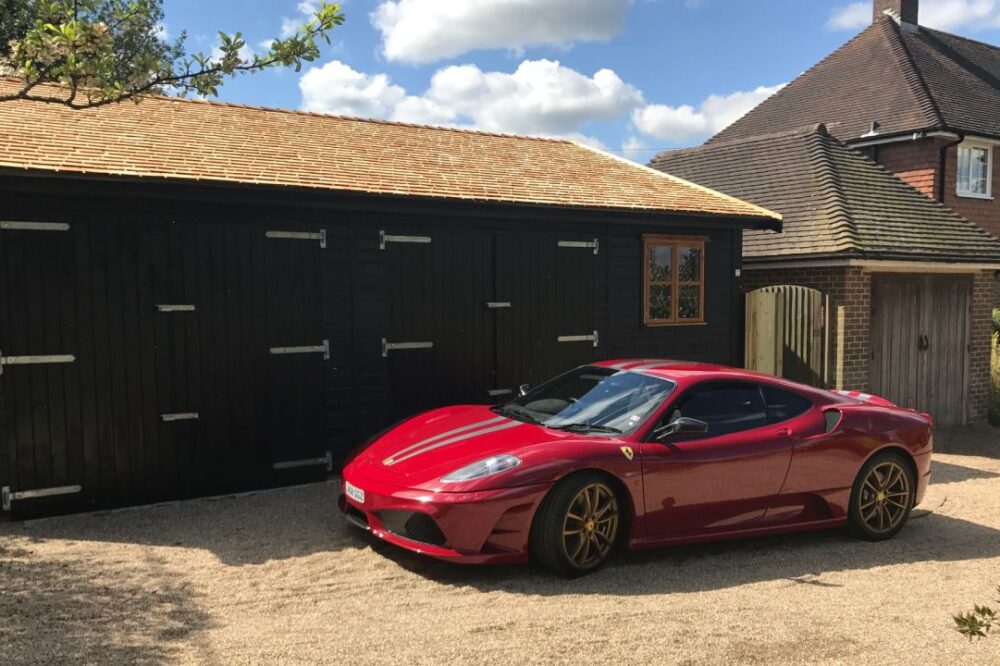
top-left (969, 271), bottom-right (999, 421)
top-left (875, 139), bottom-right (942, 199)
top-left (743, 264), bottom-right (997, 422)
top-left (873, 138), bottom-right (1000, 239)
top-left (941, 143), bottom-right (1000, 240)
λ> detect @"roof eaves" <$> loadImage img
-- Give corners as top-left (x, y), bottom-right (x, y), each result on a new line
top-left (572, 141), bottom-right (783, 228)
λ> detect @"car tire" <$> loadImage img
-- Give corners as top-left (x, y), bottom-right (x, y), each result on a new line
top-left (530, 472), bottom-right (621, 578)
top-left (847, 451), bottom-right (916, 541)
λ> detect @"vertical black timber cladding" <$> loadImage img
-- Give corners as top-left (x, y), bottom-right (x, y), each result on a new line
top-left (0, 176), bottom-right (745, 515)
top-left (605, 225), bottom-right (737, 364)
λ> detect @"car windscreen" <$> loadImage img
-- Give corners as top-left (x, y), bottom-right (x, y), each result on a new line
top-left (496, 366), bottom-right (676, 435)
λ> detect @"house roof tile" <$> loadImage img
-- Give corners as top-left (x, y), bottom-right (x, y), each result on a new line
top-left (0, 78), bottom-right (779, 224)
top-left (652, 125), bottom-right (1000, 262)
top-left (711, 16), bottom-right (1000, 144)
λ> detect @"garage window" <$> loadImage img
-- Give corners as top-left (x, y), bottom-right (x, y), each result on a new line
top-left (643, 235), bottom-right (706, 326)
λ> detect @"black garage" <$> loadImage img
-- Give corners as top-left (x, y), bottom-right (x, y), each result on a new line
top-left (0, 83), bottom-right (780, 516)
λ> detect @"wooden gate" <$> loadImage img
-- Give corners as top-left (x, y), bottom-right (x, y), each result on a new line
top-left (745, 286), bottom-right (826, 385)
top-left (870, 275), bottom-right (970, 426)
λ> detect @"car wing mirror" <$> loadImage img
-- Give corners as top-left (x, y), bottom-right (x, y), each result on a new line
top-left (518, 384), bottom-right (530, 397)
top-left (654, 417), bottom-right (708, 442)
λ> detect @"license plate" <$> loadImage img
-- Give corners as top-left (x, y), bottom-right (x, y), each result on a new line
top-left (344, 481), bottom-right (365, 504)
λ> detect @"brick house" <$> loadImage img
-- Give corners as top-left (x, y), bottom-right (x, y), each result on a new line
top-left (656, 125), bottom-right (1000, 425)
top-left (653, 0), bottom-right (1000, 424)
top-left (712, 0), bottom-right (1000, 239)
top-left (652, 0), bottom-right (1000, 425)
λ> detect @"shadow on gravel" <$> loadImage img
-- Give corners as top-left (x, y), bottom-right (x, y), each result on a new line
top-left (363, 510), bottom-right (1000, 597)
top-left (5, 481), bottom-right (364, 567)
top-left (0, 543), bottom-right (215, 665)
top-left (931, 459), bottom-right (1000, 485)
top-left (933, 425), bottom-right (1000, 457)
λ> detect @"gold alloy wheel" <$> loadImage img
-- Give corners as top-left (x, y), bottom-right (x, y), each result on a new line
top-left (562, 482), bottom-right (619, 569)
top-left (859, 461), bottom-right (912, 534)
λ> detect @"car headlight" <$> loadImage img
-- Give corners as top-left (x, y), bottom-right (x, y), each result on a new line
top-left (441, 455), bottom-right (521, 483)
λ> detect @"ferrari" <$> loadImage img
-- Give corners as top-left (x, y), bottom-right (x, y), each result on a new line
top-left (339, 360), bottom-right (933, 577)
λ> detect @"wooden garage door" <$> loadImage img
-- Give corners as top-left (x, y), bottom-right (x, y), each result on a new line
top-left (382, 229), bottom-right (601, 418)
top-left (870, 275), bottom-right (970, 426)
top-left (382, 229), bottom-right (496, 420)
top-left (494, 233), bottom-right (599, 396)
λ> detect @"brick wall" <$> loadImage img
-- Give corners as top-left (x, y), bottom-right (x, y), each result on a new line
top-left (742, 265), bottom-right (871, 392)
top-left (875, 139), bottom-right (942, 199)
top-left (969, 271), bottom-right (999, 420)
top-left (873, 138), bottom-right (1000, 240)
top-left (941, 144), bottom-right (1000, 240)
top-left (744, 263), bottom-right (998, 423)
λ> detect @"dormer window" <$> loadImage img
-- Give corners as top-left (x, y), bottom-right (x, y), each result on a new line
top-left (957, 141), bottom-right (993, 199)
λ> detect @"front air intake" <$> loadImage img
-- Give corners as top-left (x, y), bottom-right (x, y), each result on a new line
top-left (824, 409), bottom-right (842, 433)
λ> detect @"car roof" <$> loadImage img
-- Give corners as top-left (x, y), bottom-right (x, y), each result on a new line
top-left (595, 359), bottom-right (806, 386)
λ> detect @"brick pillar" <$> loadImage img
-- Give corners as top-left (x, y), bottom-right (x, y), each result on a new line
top-left (968, 271), bottom-right (999, 420)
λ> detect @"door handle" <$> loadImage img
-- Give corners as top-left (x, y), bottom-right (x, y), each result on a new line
top-left (776, 427), bottom-right (792, 437)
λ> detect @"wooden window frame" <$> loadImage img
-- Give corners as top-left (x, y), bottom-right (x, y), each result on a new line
top-left (642, 235), bottom-right (708, 327)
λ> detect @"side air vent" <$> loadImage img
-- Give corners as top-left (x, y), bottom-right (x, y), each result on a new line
top-left (824, 409), bottom-right (843, 433)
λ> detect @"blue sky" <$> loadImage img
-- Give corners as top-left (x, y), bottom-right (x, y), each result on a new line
top-left (161, 0), bottom-right (1000, 161)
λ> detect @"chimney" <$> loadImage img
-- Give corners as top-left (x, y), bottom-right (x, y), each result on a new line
top-left (874, 0), bottom-right (919, 25)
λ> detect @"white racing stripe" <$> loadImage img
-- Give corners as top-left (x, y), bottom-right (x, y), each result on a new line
top-left (382, 416), bottom-right (508, 465)
top-left (385, 420), bottom-right (524, 466)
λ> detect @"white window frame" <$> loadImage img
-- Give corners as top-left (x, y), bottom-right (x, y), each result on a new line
top-left (956, 140), bottom-right (994, 200)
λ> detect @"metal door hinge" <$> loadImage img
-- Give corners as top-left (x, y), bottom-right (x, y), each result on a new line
top-left (380, 230), bottom-right (432, 250)
top-left (156, 304), bottom-right (196, 313)
top-left (273, 451), bottom-right (333, 472)
top-left (557, 330), bottom-right (600, 348)
top-left (161, 412), bottom-right (199, 422)
top-left (0, 350), bottom-right (76, 377)
top-left (558, 238), bottom-right (599, 255)
top-left (265, 229), bottom-right (327, 249)
top-left (0, 221), bottom-right (70, 232)
top-left (2, 484), bottom-right (82, 511)
top-left (270, 340), bottom-right (330, 361)
top-left (486, 302), bottom-right (512, 309)
top-left (382, 338), bottom-right (434, 358)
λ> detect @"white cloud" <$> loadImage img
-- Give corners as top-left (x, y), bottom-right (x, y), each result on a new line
top-left (827, 2), bottom-right (870, 30)
top-left (371, 0), bottom-right (629, 64)
top-left (282, 0), bottom-right (323, 38)
top-left (921, 0), bottom-right (1000, 29)
top-left (632, 84), bottom-right (784, 143)
top-left (300, 61), bottom-right (406, 118)
top-left (829, 0), bottom-right (1000, 31)
top-left (299, 59), bottom-right (643, 141)
top-left (620, 136), bottom-right (654, 163)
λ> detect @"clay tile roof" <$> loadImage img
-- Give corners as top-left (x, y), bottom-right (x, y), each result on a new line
top-left (711, 16), bottom-right (1000, 144)
top-left (0, 78), bottom-right (779, 225)
top-left (652, 125), bottom-right (1000, 263)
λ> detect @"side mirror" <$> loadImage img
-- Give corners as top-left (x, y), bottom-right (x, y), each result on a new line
top-left (654, 417), bottom-right (708, 442)
top-left (518, 384), bottom-right (530, 397)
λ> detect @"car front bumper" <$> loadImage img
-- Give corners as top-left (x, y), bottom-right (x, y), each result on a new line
top-left (339, 470), bottom-right (549, 564)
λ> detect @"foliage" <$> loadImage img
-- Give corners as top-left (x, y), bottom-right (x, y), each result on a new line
top-left (0, 0), bottom-right (343, 108)
top-left (955, 588), bottom-right (1000, 640)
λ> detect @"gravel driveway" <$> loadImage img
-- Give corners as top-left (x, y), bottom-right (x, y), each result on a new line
top-left (2, 426), bottom-right (1000, 665)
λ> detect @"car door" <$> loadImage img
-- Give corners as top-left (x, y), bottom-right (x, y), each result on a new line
top-left (638, 381), bottom-right (794, 538)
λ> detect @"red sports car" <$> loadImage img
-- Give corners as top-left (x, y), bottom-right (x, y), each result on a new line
top-left (339, 360), bottom-right (933, 577)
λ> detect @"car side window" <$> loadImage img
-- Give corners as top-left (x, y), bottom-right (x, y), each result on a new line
top-left (666, 382), bottom-right (768, 437)
top-left (760, 385), bottom-right (814, 424)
